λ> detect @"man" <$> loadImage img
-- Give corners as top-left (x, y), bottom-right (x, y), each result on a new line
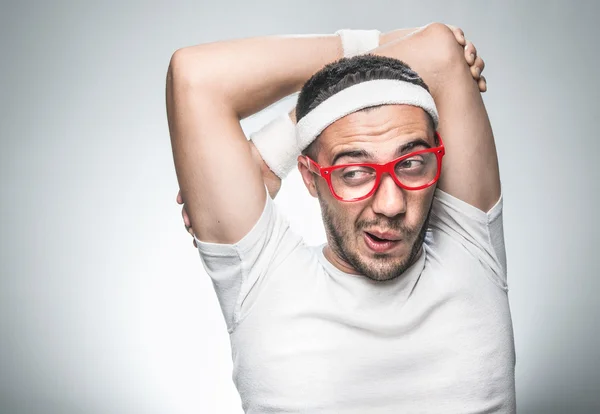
top-left (167, 23), bottom-right (514, 413)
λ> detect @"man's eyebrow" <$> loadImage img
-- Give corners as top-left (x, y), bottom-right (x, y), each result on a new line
top-left (396, 139), bottom-right (431, 156)
top-left (331, 149), bottom-right (374, 165)
top-left (330, 138), bottom-right (433, 165)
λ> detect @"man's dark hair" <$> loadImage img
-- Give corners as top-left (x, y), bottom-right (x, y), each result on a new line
top-left (296, 54), bottom-right (434, 158)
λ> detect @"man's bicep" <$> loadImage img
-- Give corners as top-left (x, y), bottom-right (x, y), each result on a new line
top-left (167, 63), bottom-right (267, 244)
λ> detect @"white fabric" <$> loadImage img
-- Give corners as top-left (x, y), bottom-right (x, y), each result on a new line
top-left (250, 112), bottom-right (299, 179)
top-left (335, 29), bottom-right (381, 57)
top-left (195, 190), bottom-right (516, 413)
top-left (296, 80), bottom-right (439, 151)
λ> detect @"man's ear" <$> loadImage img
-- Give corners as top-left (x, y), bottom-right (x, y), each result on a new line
top-left (297, 156), bottom-right (319, 198)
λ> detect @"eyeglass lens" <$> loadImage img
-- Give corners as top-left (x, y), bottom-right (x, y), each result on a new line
top-left (329, 151), bottom-right (439, 200)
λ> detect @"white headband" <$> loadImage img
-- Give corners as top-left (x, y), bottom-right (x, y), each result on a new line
top-left (296, 79), bottom-right (438, 150)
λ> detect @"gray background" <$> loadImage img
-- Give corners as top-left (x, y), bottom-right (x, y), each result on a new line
top-left (1, 1), bottom-right (598, 413)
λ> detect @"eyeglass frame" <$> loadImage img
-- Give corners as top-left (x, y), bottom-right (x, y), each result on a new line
top-left (303, 132), bottom-right (445, 202)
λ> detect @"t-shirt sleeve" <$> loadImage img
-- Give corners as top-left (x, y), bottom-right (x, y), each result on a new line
top-left (429, 189), bottom-right (508, 290)
top-left (193, 191), bottom-right (302, 333)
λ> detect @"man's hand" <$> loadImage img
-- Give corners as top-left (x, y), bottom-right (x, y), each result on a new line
top-left (444, 25), bottom-right (487, 92)
top-left (175, 25), bottom-right (487, 247)
top-left (177, 190), bottom-right (197, 248)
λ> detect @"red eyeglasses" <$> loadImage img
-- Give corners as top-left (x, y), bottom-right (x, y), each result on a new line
top-left (304, 132), bottom-right (445, 202)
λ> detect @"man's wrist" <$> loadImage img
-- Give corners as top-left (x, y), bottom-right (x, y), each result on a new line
top-left (335, 29), bottom-right (381, 57)
top-left (250, 112), bottom-right (299, 179)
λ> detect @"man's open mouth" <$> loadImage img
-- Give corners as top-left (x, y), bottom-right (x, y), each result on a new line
top-left (367, 233), bottom-right (388, 242)
top-left (364, 232), bottom-right (401, 252)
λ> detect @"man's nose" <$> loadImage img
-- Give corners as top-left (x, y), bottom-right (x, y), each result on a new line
top-left (370, 174), bottom-right (406, 218)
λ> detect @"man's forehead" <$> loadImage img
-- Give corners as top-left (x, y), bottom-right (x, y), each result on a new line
top-left (318, 105), bottom-right (435, 154)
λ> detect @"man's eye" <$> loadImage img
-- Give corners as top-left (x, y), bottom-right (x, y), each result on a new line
top-left (398, 158), bottom-right (424, 169)
top-left (339, 168), bottom-right (376, 184)
top-left (343, 169), bottom-right (370, 179)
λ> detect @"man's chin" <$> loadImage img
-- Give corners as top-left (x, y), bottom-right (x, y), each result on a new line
top-left (352, 253), bottom-right (411, 282)
top-left (351, 238), bottom-right (421, 281)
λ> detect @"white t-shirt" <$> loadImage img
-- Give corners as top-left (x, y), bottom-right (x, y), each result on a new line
top-left (196, 189), bottom-right (516, 413)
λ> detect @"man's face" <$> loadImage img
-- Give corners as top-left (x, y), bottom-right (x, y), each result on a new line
top-left (300, 105), bottom-right (438, 282)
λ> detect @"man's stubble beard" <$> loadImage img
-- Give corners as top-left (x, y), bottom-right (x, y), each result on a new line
top-left (317, 186), bottom-right (432, 282)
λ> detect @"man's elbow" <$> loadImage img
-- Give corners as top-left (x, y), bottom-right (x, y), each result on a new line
top-left (168, 47), bottom-right (211, 89)
top-left (419, 23), bottom-right (466, 71)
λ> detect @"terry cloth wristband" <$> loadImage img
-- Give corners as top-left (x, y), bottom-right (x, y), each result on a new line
top-left (335, 29), bottom-right (381, 57)
top-left (249, 112), bottom-right (299, 179)
top-left (296, 79), bottom-right (439, 150)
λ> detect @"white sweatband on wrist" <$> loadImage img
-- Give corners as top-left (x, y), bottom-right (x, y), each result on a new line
top-left (249, 112), bottom-right (299, 179)
top-left (335, 29), bottom-right (381, 57)
top-left (296, 79), bottom-right (439, 149)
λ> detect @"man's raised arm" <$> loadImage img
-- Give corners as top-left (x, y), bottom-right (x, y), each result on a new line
top-left (166, 36), bottom-right (342, 244)
top-left (376, 23), bottom-right (499, 212)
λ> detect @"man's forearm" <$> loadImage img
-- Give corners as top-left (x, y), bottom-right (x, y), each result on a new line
top-left (169, 28), bottom-right (427, 119)
top-left (170, 35), bottom-right (343, 119)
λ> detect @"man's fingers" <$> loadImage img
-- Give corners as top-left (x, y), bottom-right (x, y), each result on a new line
top-left (478, 75), bottom-right (487, 92)
top-left (471, 56), bottom-right (484, 79)
top-left (178, 190), bottom-right (196, 237)
top-left (180, 202), bottom-right (196, 244)
top-left (464, 41), bottom-right (477, 66)
top-left (475, 56), bottom-right (485, 73)
top-left (446, 24), bottom-right (466, 46)
top-left (182, 205), bottom-right (191, 228)
top-left (463, 39), bottom-right (485, 86)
